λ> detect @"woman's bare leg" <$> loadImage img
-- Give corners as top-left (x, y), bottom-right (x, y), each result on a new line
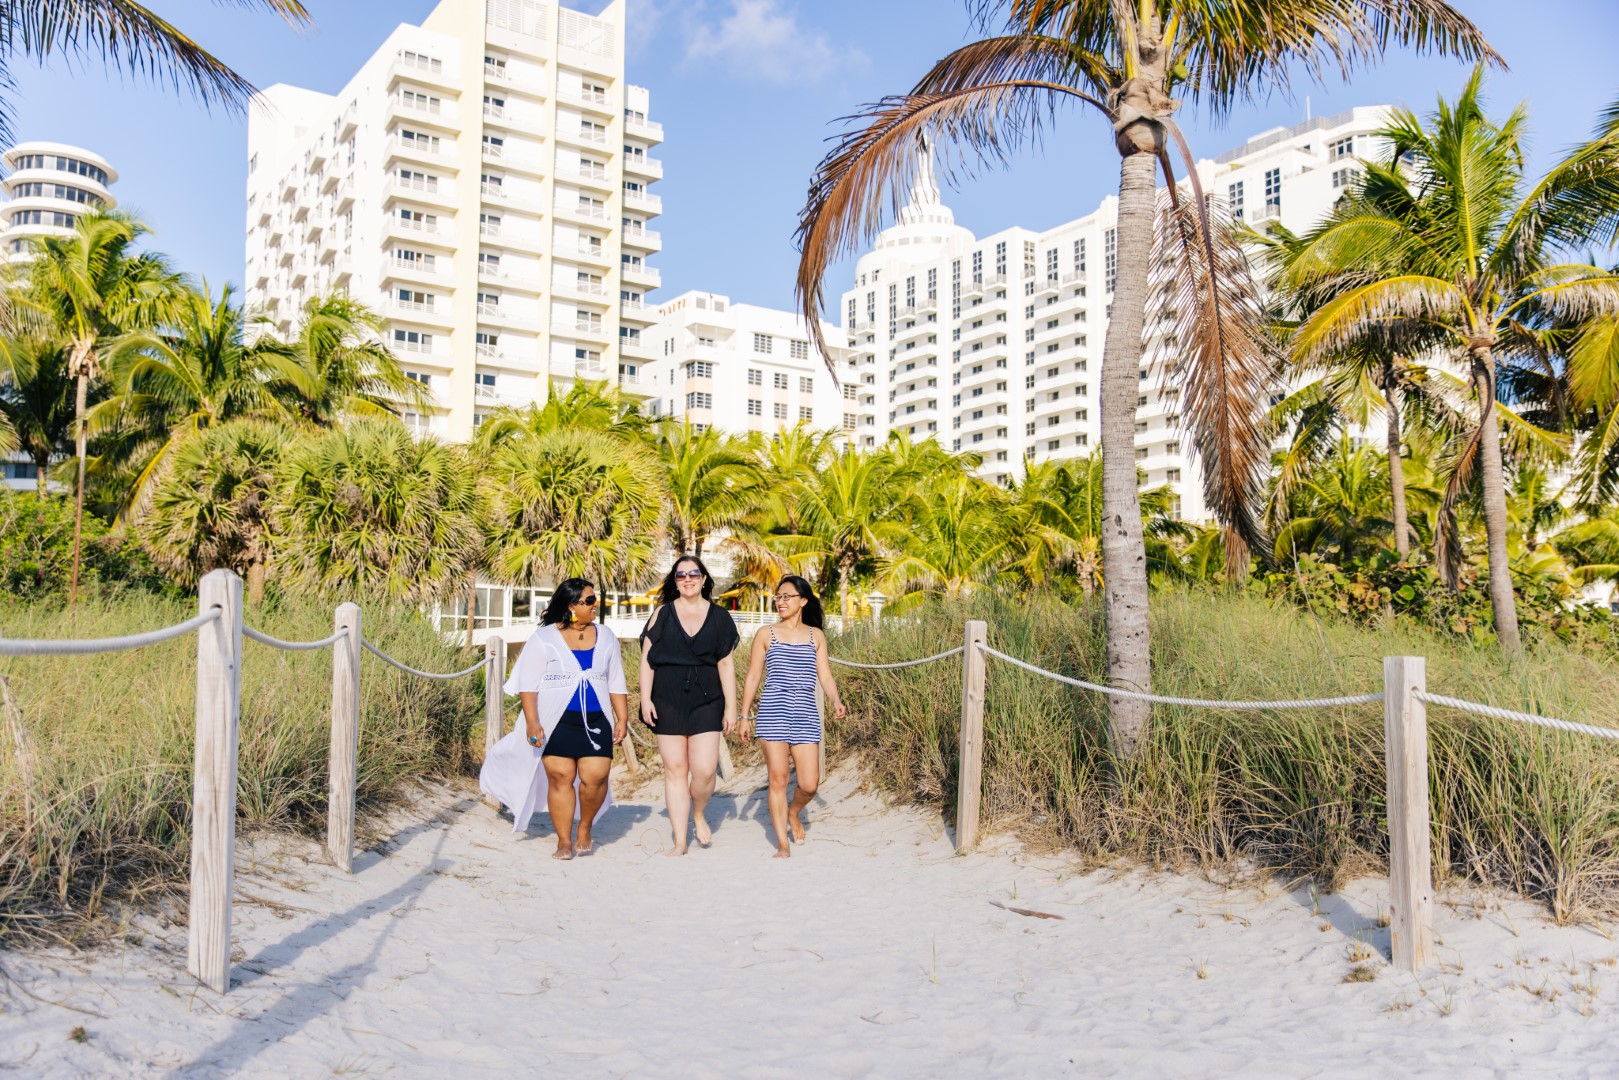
top-left (761, 740), bottom-right (793, 858)
top-left (686, 731), bottom-right (721, 846)
top-left (657, 734), bottom-right (691, 855)
top-left (787, 743), bottom-right (820, 843)
top-left (575, 757), bottom-right (611, 853)
top-left (542, 757), bottom-right (579, 860)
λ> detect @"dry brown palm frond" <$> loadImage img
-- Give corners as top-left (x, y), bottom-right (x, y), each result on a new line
top-left (1149, 188), bottom-right (1277, 567)
top-left (795, 36), bottom-right (1109, 373)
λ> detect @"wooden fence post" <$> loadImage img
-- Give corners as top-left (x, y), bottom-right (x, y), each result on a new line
top-left (327, 603), bottom-right (361, 873)
top-left (484, 634), bottom-right (505, 759)
top-left (189, 569), bottom-right (243, 994)
top-left (1383, 655), bottom-right (1435, 972)
top-left (956, 620), bottom-right (987, 853)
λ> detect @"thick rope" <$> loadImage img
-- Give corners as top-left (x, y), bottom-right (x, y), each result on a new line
top-left (978, 644), bottom-right (1383, 710)
top-left (829, 646), bottom-right (966, 670)
top-left (362, 639), bottom-right (485, 680)
top-left (0, 608), bottom-right (223, 656)
top-left (243, 625), bottom-right (350, 652)
top-left (1414, 692), bottom-right (1619, 742)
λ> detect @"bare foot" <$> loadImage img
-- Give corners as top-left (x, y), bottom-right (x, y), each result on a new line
top-left (789, 817), bottom-right (806, 844)
top-left (773, 845), bottom-right (791, 860)
top-left (553, 843), bottom-right (575, 861)
top-left (664, 844), bottom-right (687, 857)
top-left (576, 826), bottom-right (592, 854)
top-left (693, 818), bottom-right (713, 848)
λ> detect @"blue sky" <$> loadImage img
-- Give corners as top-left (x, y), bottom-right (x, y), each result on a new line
top-left (9, 0), bottom-right (1619, 315)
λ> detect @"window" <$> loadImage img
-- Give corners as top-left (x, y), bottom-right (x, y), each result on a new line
top-left (392, 329), bottom-right (432, 352)
top-left (1104, 228), bottom-right (1117, 293)
top-left (1264, 167), bottom-right (1281, 214)
top-left (747, 368), bottom-right (762, 386)
top-left (399, 129), bottom-right (439, 153)
top-left (686, 392), bottom-right (713, 409)
top-left (789, 339), bottom-right (809, 360)
top-left (773, 372), bottom-right (788, 390)
top-left (396, 288), bottom-right (433, 310)
top-left (843, 384), bottom-right (857, 400)
top-left (686, 361), bottom-right (713, 378)
top-left (843, 413), bottom-right (857, 431)
top-left (754, 333), bottom-right (774, 354)
top-left (799, 406), bottom-right (813, 421)
top-left (774, 402), bottom-right (788, 420)
top-left (799, 376), bottom-right (813, 393)
top-left (1329, 136), bottom-right (1354, 162)
top-left (1046, 247), bottom-right (1059, 282)
top-left (1228, 181), bottom-right (1244, 220)
top-left (400, 50), bottom-right (442, 73)
top-left (1332, 167), bottom-right (1358, 189)
top-left (406, 371), bottom-right (431, 386)
top-left (1167, 469), bottom-right (1182, 482)
top-left (476, 291), bottom-right (500, 310)
top-left (1073, 238), bottom-right (1086, 274)
top-left (747, 399), bottom-right (762, 416)
top-left (400, 89), bottom-right (440, 112)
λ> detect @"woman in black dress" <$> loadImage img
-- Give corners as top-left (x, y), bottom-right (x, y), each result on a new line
top-left (639, 554), bottom-right (739, 855)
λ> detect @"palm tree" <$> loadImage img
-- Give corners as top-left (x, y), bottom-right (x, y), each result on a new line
top-left (0, 334), bottom-right (74, 493)
top-left (780, 447), bottom-right (908, 617)
top-left (263, 294), bottom-right (427, 426)
top-left (794, 0), bottom-right (1494, 751)
top-left (1284, 73), bottom-right (1619, 654)
top-left (272, 418), bottom-right (480, 603)
top-left (656, 419), bottom-right (766, 559)
top-left (473, 379), bottom-right (651, 451)
top-left (18, 211), bottom-right (185, 600)
top-left (880, 471), bottom-right (1009, 611)
top-left (1272, 437), bottom-right (1396, 564)
top-left (0, 4), bottom-right (310, 142)
top-left (94, 283), bottom-right (286, 517)
top-left (143, 418), bottom-right (285, 604)
top-left (481, 425), bottom-right (664, 589)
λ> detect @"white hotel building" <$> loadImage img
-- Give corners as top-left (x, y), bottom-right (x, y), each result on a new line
top-left (0, 141), bottom-right (117, 261)
top-left (837, 106), bottom-right (1392, 520)
top-left (243, 0), bottom-right (662, 442)
top-left (640, 292), bottom-right (852, 437)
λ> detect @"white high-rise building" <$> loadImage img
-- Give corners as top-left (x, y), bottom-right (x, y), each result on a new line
top-left (840, 106), bottom-right (1392, 520)
top-left (0, 141), bottom-right (117, 261)
top-left (641, 292), bottom-right (852, 437)
top-left (243, 0), bottom-right (662, 441)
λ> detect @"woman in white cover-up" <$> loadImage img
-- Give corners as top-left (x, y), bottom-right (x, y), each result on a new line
top-left (479, 578), bottom-right (628, 859)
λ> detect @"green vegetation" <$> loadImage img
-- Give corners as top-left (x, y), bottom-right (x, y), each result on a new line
top-left (832, 593), bottom-right (1619, 921)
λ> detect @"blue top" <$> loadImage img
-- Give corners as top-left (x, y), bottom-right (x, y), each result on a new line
top-left (570, 647), bottom-right (602, 712)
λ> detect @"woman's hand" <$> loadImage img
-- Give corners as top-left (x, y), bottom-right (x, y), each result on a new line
top-left (722, 709), bottom-right (737, 735)
top-left (613, 717), bottom-right (627, 745)
top-left (525, 716), bottom-right (544, 748)
top-left (738, 716), bottom-right (754, 743)
top-left (640, 696), bottom-right (657, 728)
top-left (832, 700), bottom-right (847, 720)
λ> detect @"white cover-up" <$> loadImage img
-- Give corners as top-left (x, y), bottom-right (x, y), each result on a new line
top-left (478, 622), bottom-right (628, 834)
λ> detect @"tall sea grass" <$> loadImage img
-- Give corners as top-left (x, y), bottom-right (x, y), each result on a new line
top-left (0, 593), bottom-right (480, 940)
top-left (830, 590), bottom-right (1619, 922)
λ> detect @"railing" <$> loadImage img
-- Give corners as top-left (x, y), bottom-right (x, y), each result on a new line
top-left (0, 570), bottom-right (511, 996)
top-left (833, 619), bottom-right (1619, 976)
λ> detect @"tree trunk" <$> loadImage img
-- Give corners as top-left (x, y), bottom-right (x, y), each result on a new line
top-left (1383, 374), bottom-right (1411, 559)
top-left (69, 367), bottom-right (89, 606)
top-left (1470, 346), bottom-right (1521, 654)
top-left (1096, 132), bottom-right (1162, 757)
top-left (246, 559), bottom-right (267, 607)
top-left (33, 454), bottom-right (48, 497)
top-left (465, 573), bottom-right (477, 651)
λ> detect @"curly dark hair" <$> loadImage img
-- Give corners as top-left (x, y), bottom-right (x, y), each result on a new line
top-left (655, 554), bottom-right (715, 605)
top-left (540, 577), bottom-right (596, 626)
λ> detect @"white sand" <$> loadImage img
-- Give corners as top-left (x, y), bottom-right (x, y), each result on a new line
top-left (2, 761), bottom-right (1616, 1078)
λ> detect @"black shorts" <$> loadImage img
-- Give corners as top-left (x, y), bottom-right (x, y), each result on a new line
top-left (541, 710), bottom-right (613, 760)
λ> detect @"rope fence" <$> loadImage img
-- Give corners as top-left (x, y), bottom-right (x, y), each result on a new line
top-left (1413, 692), bottom-right (1619, 741)
top-left (0, 608), bottom-right (222, 656)
top-left (243, 625), bottom-right (350, 652)
top-left (828, 645), bottom-right (965, 670)
top-left (361, 638), bottom-right (486, 681)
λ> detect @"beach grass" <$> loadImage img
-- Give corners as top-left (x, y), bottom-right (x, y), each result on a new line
top-left (0, 592), bottom-right (480, 942)
top-left (828, 589), bottom-right (1619, 923)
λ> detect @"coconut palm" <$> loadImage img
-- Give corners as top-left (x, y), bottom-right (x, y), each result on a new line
top-left (656, 419), bottom-right (766, 559)
top-left (779, 447), bottom-right (908, 617)
top-left (1272, 437), bottom-right (1396, 563)
top-left (143, 417), bottom-right (285, 604)
top-left (794, 0), bottom-right (1493, 751)
top-left (481, 425), bottom-right (663, 589)
top-left (0, 3), bottom-right (310, 145)
top-left (879, 471), bottom-right (1010, 611)
top-left (93, 283), bottom-right (286, 517)
top-left (1283, 73), bottom-right (1619, 654)
top-left (0, 334), bottom-right (74, 493)
top-left (472, 379), bottom-right (650, 451)
top-left (263, 294), bottom-right (426, 426)
top-left (18, 211), bottom-right (186, 600)
top-left (273, 418), bottom-right (480, 603)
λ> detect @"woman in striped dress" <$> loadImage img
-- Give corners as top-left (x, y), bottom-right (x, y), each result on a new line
top-left (739, 576), bottom-right (845, 858)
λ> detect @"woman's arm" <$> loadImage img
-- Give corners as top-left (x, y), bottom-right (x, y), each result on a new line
top-left (718, 650), bottom-right (737, 734)
top-left (814, 630), bottom-right (845, 718)
top-left (738, 629), bottom-right (769, 741)
top-left (609, 693), bottom-right (629, 742)
top-left (520, 691), bottom-right (543, 745)
top-left (638, 608), bottom-right (659, 727)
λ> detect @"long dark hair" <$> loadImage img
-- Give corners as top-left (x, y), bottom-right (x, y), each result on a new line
top-left (541, 577), bottom-right (595, 626)
top-left (777, 575), bottom-right (825, 629)
top-left (656, 554), bottom-right (714, 604)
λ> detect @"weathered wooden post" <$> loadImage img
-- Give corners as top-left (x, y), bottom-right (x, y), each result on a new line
top-left (189, 569), bottom-right (243, 994)
top-left (956, 620), bottom-right (987, 853)
top-left (484, 634), bottom-right (505, 758)
top-left (1383, 655), bottom-right (1435, 971)
top-left (327, 602), bottom-right (362, 873)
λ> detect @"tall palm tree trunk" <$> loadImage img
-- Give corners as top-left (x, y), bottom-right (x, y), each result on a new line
top-left (1470, 344), bottom-right (1521, 654)
top-left (33, 455), bottom-right (48, 496)
top-left (1382, 374), bottom-right (1411, 559)
top-left (1097, 140), bottom-right (1160, 756)
top-left (69, 356), bottom-right (91, 606)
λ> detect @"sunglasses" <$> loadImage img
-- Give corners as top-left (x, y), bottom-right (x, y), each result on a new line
top-left (572, 596), bottom-right (599, 606)
top-left (674, 570), bottom-right (704, 580)
top-left (774, 593), bottom-right (802, 603)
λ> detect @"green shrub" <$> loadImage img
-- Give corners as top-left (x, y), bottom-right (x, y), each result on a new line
top-left (0, 490), bottom-right (174, 604)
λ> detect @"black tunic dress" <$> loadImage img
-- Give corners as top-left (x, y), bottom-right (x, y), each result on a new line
top-left (640, 602), bottom-right (740, 736)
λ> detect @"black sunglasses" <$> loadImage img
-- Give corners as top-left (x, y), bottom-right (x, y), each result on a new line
top-left (572, 595), bottom-right (599, 606)
top-left (674, 569), bottom-right (704, 580)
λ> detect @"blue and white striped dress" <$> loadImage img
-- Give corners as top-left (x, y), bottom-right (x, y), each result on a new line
top-left (755, 627), bottom-right (821, 745)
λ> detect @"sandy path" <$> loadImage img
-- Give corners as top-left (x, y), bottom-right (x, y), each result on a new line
top-left (2, 762), bottom-right (1615, 1078)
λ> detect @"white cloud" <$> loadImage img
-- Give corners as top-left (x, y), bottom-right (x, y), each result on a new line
top-left (682, 0), bottom-right (863, 83)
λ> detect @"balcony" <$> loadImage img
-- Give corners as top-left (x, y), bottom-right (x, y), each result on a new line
top-left (571, 163), bottom-right (612, 189)
top-left (388, 55), bottom-right (457, 91)
top-left (563, 86), bottom-right (612, 114)
top-left (568, 319), bottom-right (611, 342)
top-left (623, 189), bottom-right (662, 215)
top-left (563, 126), bottom-right (610, 149)
top-left (559, 201), bottom-right (611, 223)
top-left (338, 105), bottom-right (358, 139)
top-left (482, 103), bottom-right (506, 123)
top-left (572, 242), bottom-right (613, 267)
top-left (625, 114), bottom-right (664, 142)
top-left (624, 155), bottom-right (663, 180)
top-left (622, 263), bottom-right (661, 288)
top-left (389, 136), bottom-right (450, 168)
top-left (391, 94), bottom-right (457, 129)
top-left (621, 226), bottom-right (661, 250)
top-left (1063, 269), bottom-right (1088, 286)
